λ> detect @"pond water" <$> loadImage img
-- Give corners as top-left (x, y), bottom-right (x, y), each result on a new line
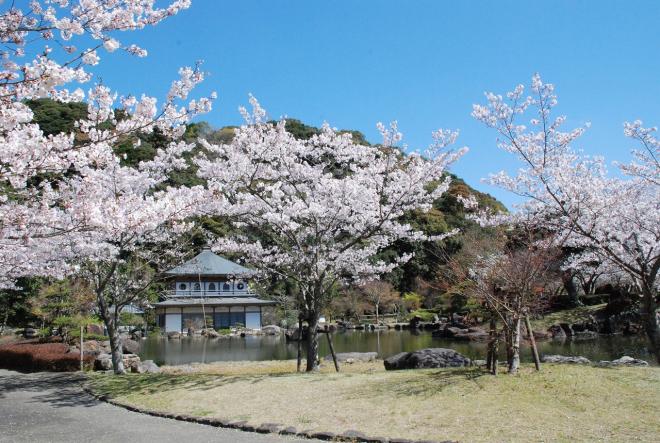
top-left (138, 330), bottom-right (653, 366)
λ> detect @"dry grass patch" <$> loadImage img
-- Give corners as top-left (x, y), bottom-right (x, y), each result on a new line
top-left (160, 358), bottom-right (383, 376)
top-left (88, 363), bottom-right (660, 442)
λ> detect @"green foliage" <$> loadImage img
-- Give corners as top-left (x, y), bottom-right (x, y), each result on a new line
top-left (0, 277), bottom-right (41, 328)
top-left (25, 98), bottom-right (87, 136)
top-left (402, 292), bottom-right (423, 311)
top-left (215, 327), bottom-right (231, 335)
top-left (406, 308), bottom-right (439, 322)
top-left (119, 312), bottom-right (145, 328)
top-left (149, 327), bottom-right (162, 337)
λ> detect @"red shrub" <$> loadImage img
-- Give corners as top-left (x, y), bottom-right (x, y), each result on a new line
top-left (0, 342), bottom-right (94, 372)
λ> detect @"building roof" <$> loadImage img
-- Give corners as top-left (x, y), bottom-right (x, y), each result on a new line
top-left (154, 297), bottom-right (276, 307)
top-left (164, 248), bottom-right (256, 277)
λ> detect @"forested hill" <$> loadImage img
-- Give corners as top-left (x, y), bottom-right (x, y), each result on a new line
top-left (26, 99), bottom-right (505, 214)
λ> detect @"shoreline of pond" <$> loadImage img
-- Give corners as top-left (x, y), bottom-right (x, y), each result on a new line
top-left (138, 329), bottom-right (653, 367)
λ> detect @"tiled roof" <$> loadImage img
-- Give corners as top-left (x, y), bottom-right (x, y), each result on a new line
top-left (164, 248), bottom-right (256, 277)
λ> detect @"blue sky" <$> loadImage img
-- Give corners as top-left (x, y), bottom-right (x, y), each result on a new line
top-left (90, 0), bottom-right (658, 208)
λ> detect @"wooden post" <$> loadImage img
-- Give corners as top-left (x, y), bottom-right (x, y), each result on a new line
top-left (486, 316), bottom-right (496, 371)
top-left (492, 336), bottom-right (499, 376)
top-left (296, 316), bottom-right (303, 373)
top-left (525, 315), bottom-right (541, 371)
top-left (324, 325), bottom-right (340, 373)
top-left (80, 325), bottom-right (84, 372)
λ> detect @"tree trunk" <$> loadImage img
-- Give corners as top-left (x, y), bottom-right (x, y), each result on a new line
top-left (105, 315), bottom-right (126, 374)
top-left (0, 310), bottom-right (8, 335)
top-left (508, 316), bottom-right (521, 374)
top-left (305, 311), bottom-right (320, 372)
top-left (641, 285), bottom-right (660, 364)
top-left (296, 316), bottom-right (303, 372)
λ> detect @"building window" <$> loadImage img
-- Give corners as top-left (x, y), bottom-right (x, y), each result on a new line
top-left (208, 283), bottom-right (216, 291)
top-left (237, 283), bottom-right (245, 290)
top-left (222, 283), bottom-right (231, 291)
top-left (194, 283), bottom-right (201, 291)
top-left (179, 283), bottom-right (187, 290)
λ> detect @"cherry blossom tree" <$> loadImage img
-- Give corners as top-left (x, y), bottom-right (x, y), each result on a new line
top-left (0, 0), bottom-right (204, 289)
top-left (196, 97), bottom-right (466, 371)
top-left (472, 74), bottom-right (660, 363)
top-left (0, 1), bottom-right (217, 372)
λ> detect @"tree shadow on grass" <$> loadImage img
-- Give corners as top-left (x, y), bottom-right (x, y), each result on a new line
top-left (349, 367), bottom-right (488, 399)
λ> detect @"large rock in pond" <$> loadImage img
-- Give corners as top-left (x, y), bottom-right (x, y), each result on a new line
top-left (541, 355), bottom-right (591, 365)
top-left (261, 325), bottom-right (282, 335)
top-left (121, 338), bottom-right (140, 354)
top-left (597, 356), bottom-right (649, 367)
top-left (384, 348), bottom-right (471, 370)
top-left (167, 331), bottom-right (181, 339)
top-left (325, 352), bottom-right (378, 363)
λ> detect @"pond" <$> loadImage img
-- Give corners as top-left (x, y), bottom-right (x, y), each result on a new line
top-left (138, 330), bottom-right (653, 366)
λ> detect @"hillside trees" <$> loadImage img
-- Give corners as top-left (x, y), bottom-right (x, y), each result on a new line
top-left (196, 97), bottom-right (466, 371)
top-left (473, 74), bottom-right (660, 363)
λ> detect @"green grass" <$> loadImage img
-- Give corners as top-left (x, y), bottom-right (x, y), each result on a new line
top-left (87, 361), bottom-right (660, 442)
top-left (531, 303), bottom-right (607, 331)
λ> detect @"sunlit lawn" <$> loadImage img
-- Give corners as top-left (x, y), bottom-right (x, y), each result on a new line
top-left (87, 360), bottom-right (660, 442)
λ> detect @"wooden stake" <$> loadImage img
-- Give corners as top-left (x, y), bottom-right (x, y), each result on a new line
top-left (80, 325), bottom-right (84, 372)
top-left (525, 315), bottom-right (541, 371)
top-left (492, 336), bottom-right (499, 376)
top-left (324, 325), bottom-right (340, 372)
top-left (296, 317), bottom-right (303, 373)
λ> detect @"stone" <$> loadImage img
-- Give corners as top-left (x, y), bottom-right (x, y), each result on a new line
top-left (384, 348), bottom-right (471, 370)
top-left (548, 324), bottom-right (567, 339)
top-left (261, 325), bottom-right (282, 335)
top-left (309, 431), bottom-right (337, 440)
top-left (279, 426), bottom-right (298, 435)
top-left (86, 324), bottom-right (105, 335)
top-left (202, 328), bottom-right (219, 338)
top-left (23, 327), bottom-right (38, 339)
top-left (167, 331), bottom-right (181, 339)
top-left (94, 354), bottom-right (113, 371)
top-left (541, 355), bottom-right (591, 365)
top-left (597, 356), bottom-right (649, 367)
top-left (139, 360), bottom-right (161, 373)
top-left (325, 352), bottom-right (378, 363)
top-left (256, 423), bottom-right (282, 433)
top-left (122, 338), bottom-right (140, 354)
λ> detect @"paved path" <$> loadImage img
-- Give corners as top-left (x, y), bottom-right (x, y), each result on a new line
top-left (0, 369), bottom-right (317, 443)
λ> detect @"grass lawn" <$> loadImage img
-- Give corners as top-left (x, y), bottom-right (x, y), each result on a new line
top-left (87, 360), bottom-right (660, 442)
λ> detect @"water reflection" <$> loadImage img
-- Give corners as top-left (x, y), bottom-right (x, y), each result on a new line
top-left (139, 330), bottom-right (652, 366)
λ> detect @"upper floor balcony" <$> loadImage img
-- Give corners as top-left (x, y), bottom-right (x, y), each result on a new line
top-left (164, 280), bottom-right (256, 298)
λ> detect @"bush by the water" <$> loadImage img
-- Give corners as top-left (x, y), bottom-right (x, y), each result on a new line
top-left (0, 341), bottom-right (93, 372)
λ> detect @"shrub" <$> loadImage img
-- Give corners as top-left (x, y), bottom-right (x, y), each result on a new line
top-left (0, 341), bottom-right (94, 372)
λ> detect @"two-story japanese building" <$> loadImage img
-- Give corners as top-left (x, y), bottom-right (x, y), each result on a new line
top-left (154, 248), bottom-right (275, 333)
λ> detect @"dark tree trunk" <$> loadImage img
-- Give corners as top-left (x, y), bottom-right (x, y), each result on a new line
top-left (641, 285), bottom-right (660, 365)
top-left (508, 317), bottom-right (521, 375)
top-left (305, 311), bottom-right (320, 372)
top-left (296, 316), bottom-right (303, 372)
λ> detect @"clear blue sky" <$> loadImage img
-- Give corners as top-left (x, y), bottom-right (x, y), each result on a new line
top-left (91, 0), bottom-right (659, 208)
